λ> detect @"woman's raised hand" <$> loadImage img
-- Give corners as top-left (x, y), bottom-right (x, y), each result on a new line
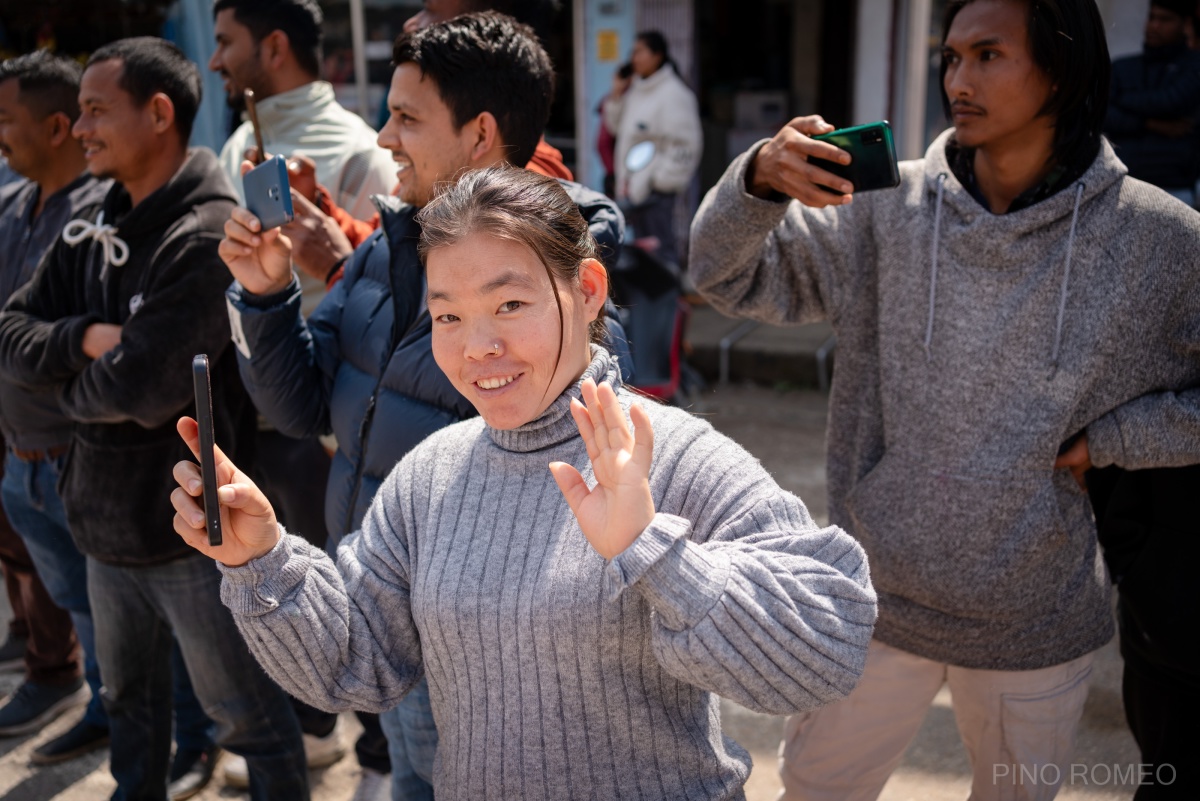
top-left (170, 417), bottom-right (281, 567)
top-left (549, 379), bottom-right (655, 560)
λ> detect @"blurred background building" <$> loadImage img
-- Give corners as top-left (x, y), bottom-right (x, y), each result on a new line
top-left (0, 0), bottom-right (1151, 197)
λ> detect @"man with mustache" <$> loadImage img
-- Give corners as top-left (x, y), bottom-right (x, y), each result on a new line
top-left (690, 0), bottom-right (1200, 799)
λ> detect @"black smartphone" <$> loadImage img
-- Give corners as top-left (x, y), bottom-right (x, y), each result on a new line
top-left (191, 355), bottom-right (223, 547)
top-left (243, 155), bottom-right (294, 230)
top-left (809, 121), bottom-right (901, 195)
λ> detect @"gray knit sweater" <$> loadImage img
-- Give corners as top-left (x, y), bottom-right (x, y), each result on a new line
top-left (690, 129), bottom-right (1200, 671)
top-left (219, 348), bottom-right (877, 800)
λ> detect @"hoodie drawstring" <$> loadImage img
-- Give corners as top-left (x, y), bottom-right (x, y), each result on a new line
top-left (1049, 182), bottom-right (1085, 377)
top-left (924, 173), bottom-right (947, 362)
top-left (63, 211), bottom-right (129, 279)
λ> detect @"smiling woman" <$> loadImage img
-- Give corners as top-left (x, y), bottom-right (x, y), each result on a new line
top-left (170, 165), bottom-right (878, 800)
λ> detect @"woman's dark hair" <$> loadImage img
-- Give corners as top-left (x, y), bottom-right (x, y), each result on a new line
top-left (212, 0), bottom-right (324, 78)
top-left (416, 166), bottom-right (608, 382)
top-left (636, 30), bottom-right (677, 75)
top-left (87, 37), bottom-right (202, 144)
top-left (940, 0), bottom-right (1110, 170)
top-left (393, 12), bottom-right (554, 168)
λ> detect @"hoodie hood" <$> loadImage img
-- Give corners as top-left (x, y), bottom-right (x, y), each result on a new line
top-left (919, 129), bottom-right (1128, 372)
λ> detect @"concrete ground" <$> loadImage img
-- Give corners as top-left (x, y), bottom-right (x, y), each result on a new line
top-left (0, 381), bottom-right (1141, 800)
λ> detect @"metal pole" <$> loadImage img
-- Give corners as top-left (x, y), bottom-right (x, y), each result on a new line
top-left (348, 0), bottom-right (370, 119)
top-left (718, 321), bottom-right (760, 385)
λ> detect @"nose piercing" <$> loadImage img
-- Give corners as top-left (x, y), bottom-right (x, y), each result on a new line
top-left (491, 342), bottom-right (500, 354)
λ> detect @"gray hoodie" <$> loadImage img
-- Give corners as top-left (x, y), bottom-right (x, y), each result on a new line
top-left (690, 129), bottom-right (1200, 670)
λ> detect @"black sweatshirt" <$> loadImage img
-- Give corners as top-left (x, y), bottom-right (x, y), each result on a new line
top-left (0, 148), bottom-right (255, 565)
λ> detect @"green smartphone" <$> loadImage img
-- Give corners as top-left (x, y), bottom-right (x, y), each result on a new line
top-left (809, 120), bottom-right (900, 195)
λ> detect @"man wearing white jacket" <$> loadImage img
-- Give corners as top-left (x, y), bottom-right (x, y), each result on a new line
top-left (603, 31), bottom-right (701, 266)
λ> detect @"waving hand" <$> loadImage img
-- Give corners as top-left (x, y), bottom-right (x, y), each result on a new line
top-left (549, 379), bottom-right (655, 559)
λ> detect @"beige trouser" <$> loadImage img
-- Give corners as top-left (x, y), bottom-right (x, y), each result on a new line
top-left (779, 639), bottom-right (1094, 801)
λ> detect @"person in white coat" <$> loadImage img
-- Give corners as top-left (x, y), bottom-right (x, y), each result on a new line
top-left (602, 31), bottom-right (701, 266)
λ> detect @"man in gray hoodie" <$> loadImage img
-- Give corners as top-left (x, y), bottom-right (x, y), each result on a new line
top-left (690, 0), bottom-right (1200, 798)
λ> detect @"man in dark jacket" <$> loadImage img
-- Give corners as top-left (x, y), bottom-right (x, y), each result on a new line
top-left (0, 38), bottom-right (308, 801)
top-left (1090, 466), bottom-right (1200, 798)
top-left (1105, 0), bottom-right (1200, 205)
top-left (219, 14), bottom-right (626, 800)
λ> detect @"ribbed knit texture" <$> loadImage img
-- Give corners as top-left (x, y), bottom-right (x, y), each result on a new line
top-left (220, 347), bottom-right (877, 800)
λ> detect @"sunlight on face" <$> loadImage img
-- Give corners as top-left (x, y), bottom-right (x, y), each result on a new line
top-left (426, 232), bottom-right (605, 430)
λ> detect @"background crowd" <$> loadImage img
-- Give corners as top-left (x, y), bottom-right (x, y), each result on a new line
top-left (0, 0), bottom-right (1196, 800)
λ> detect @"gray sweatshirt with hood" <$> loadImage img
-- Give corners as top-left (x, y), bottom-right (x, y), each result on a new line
top-left (690, 129), bottom-right (1200, 670)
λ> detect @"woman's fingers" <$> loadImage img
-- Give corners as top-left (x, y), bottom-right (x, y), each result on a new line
top-left (629, 403), bottom-right (654, 471)
top-left (581, 380), bottom-right (610, 451)
top-left (548, 461), bottom-right (589, 514)
top-left (596, 381), bottom-right (633, 451)
top-left (569, 397), bottom-right (600, 462)
top-left (177, 417), bottom-right (238, 486)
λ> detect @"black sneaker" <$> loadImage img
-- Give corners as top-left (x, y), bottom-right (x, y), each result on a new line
top-left (168, 744), bottom-right (222, 801)
top-left (0, 631), bottom-right (27, 673)
top-left (0, 679), bottom-right (88, 736)
top-left (30, 717), bottom-right (110, 765)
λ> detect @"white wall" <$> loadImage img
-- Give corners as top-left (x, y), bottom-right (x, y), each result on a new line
top-left (1098, 0), bottom-right (1150, 60)
top-left (852, 0), bottom-right (894, 127)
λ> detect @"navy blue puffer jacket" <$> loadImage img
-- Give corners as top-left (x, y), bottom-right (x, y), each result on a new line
top-left (227, 180), bottom-right (630, 549)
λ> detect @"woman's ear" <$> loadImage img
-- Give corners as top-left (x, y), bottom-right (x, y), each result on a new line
top-left (577, 258), bottom-right (609, 323)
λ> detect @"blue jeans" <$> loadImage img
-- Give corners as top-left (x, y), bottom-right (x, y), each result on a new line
top-left (88, 554), bottom-right (309, 801)
top-left (379, 678), bottom-right (436, 801)
top-left (2, 450), bottom-right (105, 727)
top-left (2, 451), bottom-right (214, 747)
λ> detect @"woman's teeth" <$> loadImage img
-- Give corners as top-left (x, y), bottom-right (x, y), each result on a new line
top-left (477, 375), bottom-right (516, 390)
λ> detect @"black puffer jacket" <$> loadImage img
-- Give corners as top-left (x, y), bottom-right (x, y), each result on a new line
top-left (0, 149), bottom-right (254, 565)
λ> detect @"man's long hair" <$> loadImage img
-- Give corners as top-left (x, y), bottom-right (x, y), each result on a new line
top-left (940, 0), bottom-right (1111, 170)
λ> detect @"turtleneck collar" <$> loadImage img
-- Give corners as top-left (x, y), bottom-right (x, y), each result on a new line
top-left (488, 346), bottom-right (624, 453)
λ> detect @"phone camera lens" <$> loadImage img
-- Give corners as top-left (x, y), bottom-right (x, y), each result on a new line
top-left (861, 129), bottom-right (883, 145)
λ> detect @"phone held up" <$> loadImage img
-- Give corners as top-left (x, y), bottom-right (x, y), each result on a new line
top-left (241, 88), bottom-right (294, 230)
top-left (809, 120), bottom-right (900, 196)
top-left (191, 355), bottom-right (222, 547)
top-left (243, 155), bottom-right (295, 230)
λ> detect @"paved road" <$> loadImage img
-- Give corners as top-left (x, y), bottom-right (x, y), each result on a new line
top-left (0, 383), bottom-right (1141, 799)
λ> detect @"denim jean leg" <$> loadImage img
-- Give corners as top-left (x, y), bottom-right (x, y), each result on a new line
top-left (87, 557), bottom-right (174, 801)
top-left (171, 640), bottom-right (215, 753)
top-left (2, 451), bottom-right (107, 727)
top-left (379, 678), bottom-right (436, 801)
top-left (157, 554), bottom-right (309, 801)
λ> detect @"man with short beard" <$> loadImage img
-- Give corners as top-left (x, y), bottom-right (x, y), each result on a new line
top-left (691, 0), bottom-right (1200, 798)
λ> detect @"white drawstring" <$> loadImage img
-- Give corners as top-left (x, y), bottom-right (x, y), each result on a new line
top-left (924, 173), bottom-right (947, 363)
top-left (63, 212), bottom-right (129, 277)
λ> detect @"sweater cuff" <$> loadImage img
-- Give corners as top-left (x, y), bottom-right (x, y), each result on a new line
top-left (1086, 412), bottom-right (1125, 468)
top-left (604, 513), bottom-right (731, 631)
top-left (218, 527), bottom-right (314, 617)
top-left (231, 276), bottom-right (302, 310)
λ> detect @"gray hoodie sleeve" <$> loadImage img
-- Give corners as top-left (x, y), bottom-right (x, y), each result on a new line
top-left (688, 141), bottom-right (876, 328)
top-left (1087, 389), bottom-right (1200, 470)
top-left (605, 418), bottom-right (877, 715)
top-left (218, 461), bottom-right (423, 714)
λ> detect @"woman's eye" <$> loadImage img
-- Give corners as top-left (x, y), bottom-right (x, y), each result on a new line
top-left (435, 313), bottom-right (459, 324)
top-left (499, 301), bottom-right (523, 313)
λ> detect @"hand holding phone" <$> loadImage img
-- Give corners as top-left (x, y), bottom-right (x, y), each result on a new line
top-left (192, 355), bottom-right (222, 547)
top-left (809, 121), bottom-right (900, 196)
top-left (243, 155), bottom-right (295, 231)
top-left (746, 115), bottom-right (857, 208)
top-left (174, 361), bottom-right (282, 565)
